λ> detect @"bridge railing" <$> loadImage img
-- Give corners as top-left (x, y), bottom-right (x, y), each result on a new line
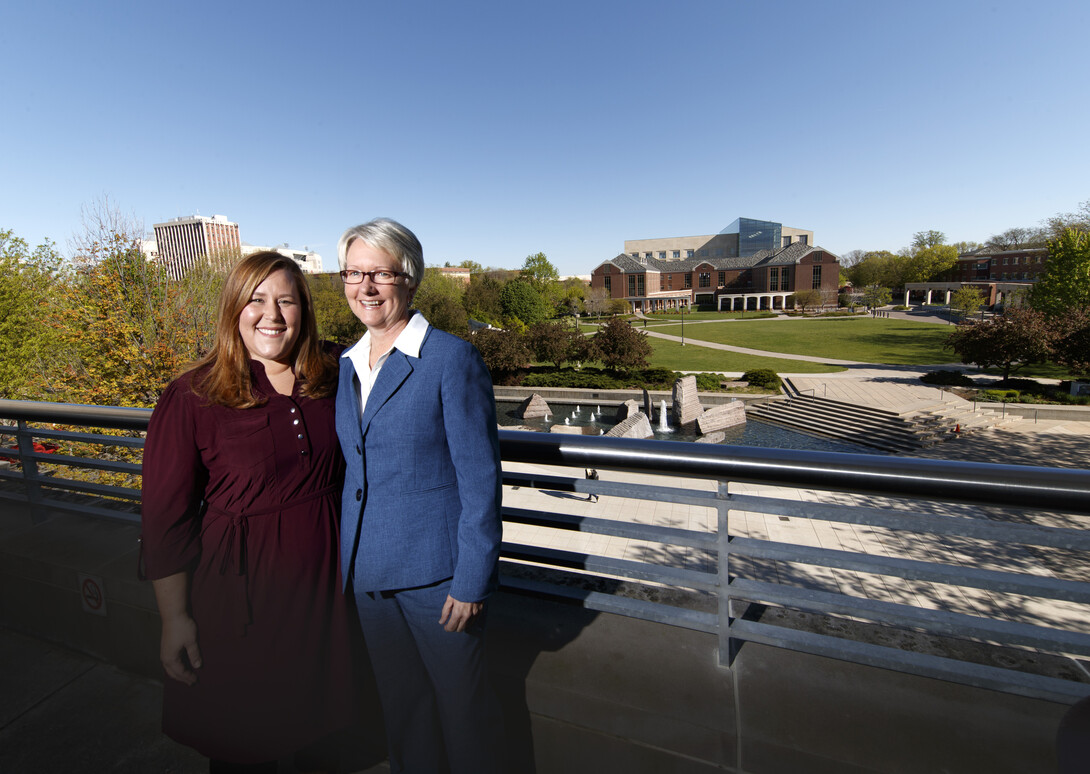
top-left (2, 398), bottom-right (1089, 704)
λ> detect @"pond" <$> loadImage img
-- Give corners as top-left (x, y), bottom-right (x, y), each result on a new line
top-left (496, 400), bottom-right (874, 454)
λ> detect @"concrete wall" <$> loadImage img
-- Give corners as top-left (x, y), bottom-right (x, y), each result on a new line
top-left (0, 500), bottom-right (1070, 773)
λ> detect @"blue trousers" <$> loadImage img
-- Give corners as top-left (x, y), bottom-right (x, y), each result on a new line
top-left (353, 578), bottom-right (501, 774)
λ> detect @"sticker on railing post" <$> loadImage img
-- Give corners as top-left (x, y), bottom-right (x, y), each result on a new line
top-left (78, 573), bottom-right (107, 616)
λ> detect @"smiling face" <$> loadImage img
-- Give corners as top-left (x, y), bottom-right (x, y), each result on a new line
top-left (343, 239), bottom-right (414, 339)
top-left (237, 268), bottom-right (302, 369)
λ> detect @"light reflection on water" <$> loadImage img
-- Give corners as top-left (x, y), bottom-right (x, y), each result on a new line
top-left (496, 401), bottom-right (873, 454)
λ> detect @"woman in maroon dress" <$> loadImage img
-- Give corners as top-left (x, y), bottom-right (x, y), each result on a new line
top-left (141, 252), bottom-right (353, 773)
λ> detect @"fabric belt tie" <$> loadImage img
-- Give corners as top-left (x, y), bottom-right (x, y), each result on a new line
top-left (205, 484), bottom-right (339, 634)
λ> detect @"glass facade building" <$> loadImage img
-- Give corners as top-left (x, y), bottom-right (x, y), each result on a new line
top-left (721, 218), bottom-right (782, 257)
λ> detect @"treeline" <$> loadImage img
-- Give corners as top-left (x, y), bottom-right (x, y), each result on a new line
top-left (946, 228), bottom-right (1090, 379)
top-left (1, 212), bottom-right (648, 405)
top-left (840, 200), bottom-right (1090, 291)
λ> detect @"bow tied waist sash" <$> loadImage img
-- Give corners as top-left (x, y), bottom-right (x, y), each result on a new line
top-left (204, 484), bottom-right (339, 634)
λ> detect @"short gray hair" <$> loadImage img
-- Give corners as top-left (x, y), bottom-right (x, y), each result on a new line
top-left (337, 218), bottom-right (424, 288)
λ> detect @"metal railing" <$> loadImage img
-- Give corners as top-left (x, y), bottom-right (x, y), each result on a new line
top-left (2, 398), bottom-right (1089, 704)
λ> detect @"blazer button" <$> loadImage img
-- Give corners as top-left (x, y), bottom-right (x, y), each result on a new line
top-left (355, 489), bottom-right (362, 501)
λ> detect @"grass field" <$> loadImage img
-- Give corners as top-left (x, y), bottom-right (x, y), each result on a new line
top-left (641, 310), bottom-right (778, 321)
top-left (649, 317), bottom-right (955, 365)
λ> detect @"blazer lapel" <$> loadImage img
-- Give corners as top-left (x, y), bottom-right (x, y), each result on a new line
top-left (360, 349), bottom-right (413, 434)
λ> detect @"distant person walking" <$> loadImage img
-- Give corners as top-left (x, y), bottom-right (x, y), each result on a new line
top-left (585, 468), bottom-right (600, 502)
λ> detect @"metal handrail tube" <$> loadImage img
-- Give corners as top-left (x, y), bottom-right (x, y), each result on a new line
top-left (730, 618), bottom-right (1090, 702)
top-left (0, 399), bottom-right (152, 431)
top-left (730, 537), bottom-right (1090, 604)
top-left (730, 579), bottom-right (1090, 656)
top-left (727, 493), bottom-right (1090, 549)
top-left (502, 506), bottom-right (718, 549)
top-left (498, 430), bottom-right (1090, 514)
top-left (501, 543), bottom-right (717, 592)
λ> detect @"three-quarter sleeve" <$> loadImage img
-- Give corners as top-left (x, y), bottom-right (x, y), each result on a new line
top-left (141, 377), bottom-right (208, 580)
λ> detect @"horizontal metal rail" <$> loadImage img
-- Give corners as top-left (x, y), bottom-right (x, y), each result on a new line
top-left (1, 399), bottom-right (1089, 703)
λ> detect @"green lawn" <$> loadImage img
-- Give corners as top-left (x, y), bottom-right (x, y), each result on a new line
top-left (645, 337), bottom-right (844, 374)
top-left (650, 317), bottom-right (956, 365)
top-left (641, 310), bottom-right (778, 322)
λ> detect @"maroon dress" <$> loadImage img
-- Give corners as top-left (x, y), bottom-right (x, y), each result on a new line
top-left (141, 361), bottom-right (353, 763)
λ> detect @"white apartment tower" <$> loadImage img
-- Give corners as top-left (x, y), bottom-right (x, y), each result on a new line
top-left (153, 214), bottom-right (240, 278)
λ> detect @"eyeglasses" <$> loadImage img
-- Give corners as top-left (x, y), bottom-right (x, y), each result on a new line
top-left (339, 269), bottom-right (409, 285)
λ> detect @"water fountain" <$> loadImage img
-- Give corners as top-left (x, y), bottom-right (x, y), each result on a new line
top-left (657, 399), bottom-right (673, 433)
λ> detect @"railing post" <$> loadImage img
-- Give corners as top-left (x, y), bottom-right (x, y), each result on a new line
top-left (16, 420), bottom-right (45, 523)
top-left (716, 479), bottom-right (734, 667)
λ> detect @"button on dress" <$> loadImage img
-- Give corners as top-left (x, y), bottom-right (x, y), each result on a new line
top-left (141, 362), bottom-right (353, 763)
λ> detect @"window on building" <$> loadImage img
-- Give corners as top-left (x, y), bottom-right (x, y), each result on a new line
top-left (684, 274), bottom-right (692, 288)
top-left (714, 248), bottom-right (723, 257)
top-left (812, 265), bottom-right (822, 289)
top-left (672, 250), bottom-right (680, 259)
top-left (645, 252), bottom-right (653, 259)
top-left (637, 275), bottom-right (645, 295)
top-left (770, 267), bottom-right (779, 290)
top-left (718, 271), bottom-right (725, 286)
top-left (658, 251), bottom-right (666, 260)
top-left (628, 276), bottom-right (636, 296)
top-left (699, 272), bottom-right (710, 288)
top-left (687, 250), bottom-right (695, 258)
top-left (630, 253), bottom-right (638, 259)
top-left (782, 236), bottom-right (791, 248)
top-left (799, 235), bottom-right (808, 246)
top-left (666, 275), bottom-right (672, 289)
top-left (603, 276), bottom-right (611, 293)
top-left (1002, 257), bottom-right (1009, 265)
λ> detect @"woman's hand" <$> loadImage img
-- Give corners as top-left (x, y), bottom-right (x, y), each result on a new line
top-left (160, 614), bottom-right (202, 685)
top-left (439, 595), bottom-right (482, 633)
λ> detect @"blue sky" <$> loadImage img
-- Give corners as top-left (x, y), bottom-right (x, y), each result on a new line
top-left (3, 0), bottom-right (1087, 275)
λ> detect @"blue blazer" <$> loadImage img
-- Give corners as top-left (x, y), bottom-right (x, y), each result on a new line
top-left (336, 325), bottom-right (502, 603)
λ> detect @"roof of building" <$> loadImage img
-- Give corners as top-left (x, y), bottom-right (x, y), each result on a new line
top-left (597, 241), bottom-right (834, 274)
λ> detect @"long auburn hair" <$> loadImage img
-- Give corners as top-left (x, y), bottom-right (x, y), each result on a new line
top-left (188, 251), bottom-right (337, 408)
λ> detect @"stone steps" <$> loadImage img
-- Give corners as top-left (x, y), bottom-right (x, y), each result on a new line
top-left (743, 379), bottom-right (1017, 453)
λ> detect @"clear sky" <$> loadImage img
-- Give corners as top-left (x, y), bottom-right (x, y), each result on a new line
top-left (3, 0), bottom-right (1087, 276)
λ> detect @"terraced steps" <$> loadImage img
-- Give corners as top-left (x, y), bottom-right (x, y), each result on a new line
top-left (744, 379), bottom-right (1013, 453)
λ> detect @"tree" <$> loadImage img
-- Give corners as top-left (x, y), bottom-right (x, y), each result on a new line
top-left (308, 273), bottom-right (365, 345)
top-left (458, 259), bottom-right (484, 272)
top-left (911, 230), bottom-right (947, 250)
top-left (413, 268), bottom-right (468, 335)
top-left (789, 288), bottom-right (823, 313)
top-left (847, 251), bottom-right (911, 290)
top-left (528, 320), bottom-right (589, 368)
top-left (951, 240), bottom-right (984, 255)
top-left (1052, 307), bottom-right (1090, 376)
top-left (860, 284), bottom-right (892, 311)
top-left (949, 287), bottom-right (984, 320)
top-left (584, 286), bottom-right (611, 319)
top-left (499, 279), bottom-right (549, 327)
top-left (590, 317), bottom-right (651, 372)
top-left (467, 328), bottom-right (529, 384)
top-left (520, 252), bottom-right (559, 292)
top-left (986, 226), bottom-right (1045, 252)
top-left (34, 199), bottom-right (226, 406)
top-left (904, 244), bottom-right (958, 283)
top-left (1043, 200), bottom-right (1090, 241)
top-left (463, 273), bottom-right (506, 326)
top-left (1029, 228), bottom-right (1090, 317)
top-left (0, 230), bottom-right (64, 399)
top-left (946, 309), bottom-right (1055, 380)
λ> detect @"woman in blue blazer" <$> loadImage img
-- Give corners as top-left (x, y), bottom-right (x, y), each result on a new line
top-left (335, 218), bottom-right (503, 774)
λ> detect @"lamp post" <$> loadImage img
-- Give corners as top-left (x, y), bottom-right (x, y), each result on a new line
top-left (681, 304), bottom-right (685, 346)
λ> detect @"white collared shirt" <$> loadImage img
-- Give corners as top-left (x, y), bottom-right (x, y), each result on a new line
top-left (342, 312), bottom-right (431, 419)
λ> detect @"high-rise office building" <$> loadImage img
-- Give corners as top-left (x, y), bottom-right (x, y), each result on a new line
top-left (153, 214), bottom-right (240, 278)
